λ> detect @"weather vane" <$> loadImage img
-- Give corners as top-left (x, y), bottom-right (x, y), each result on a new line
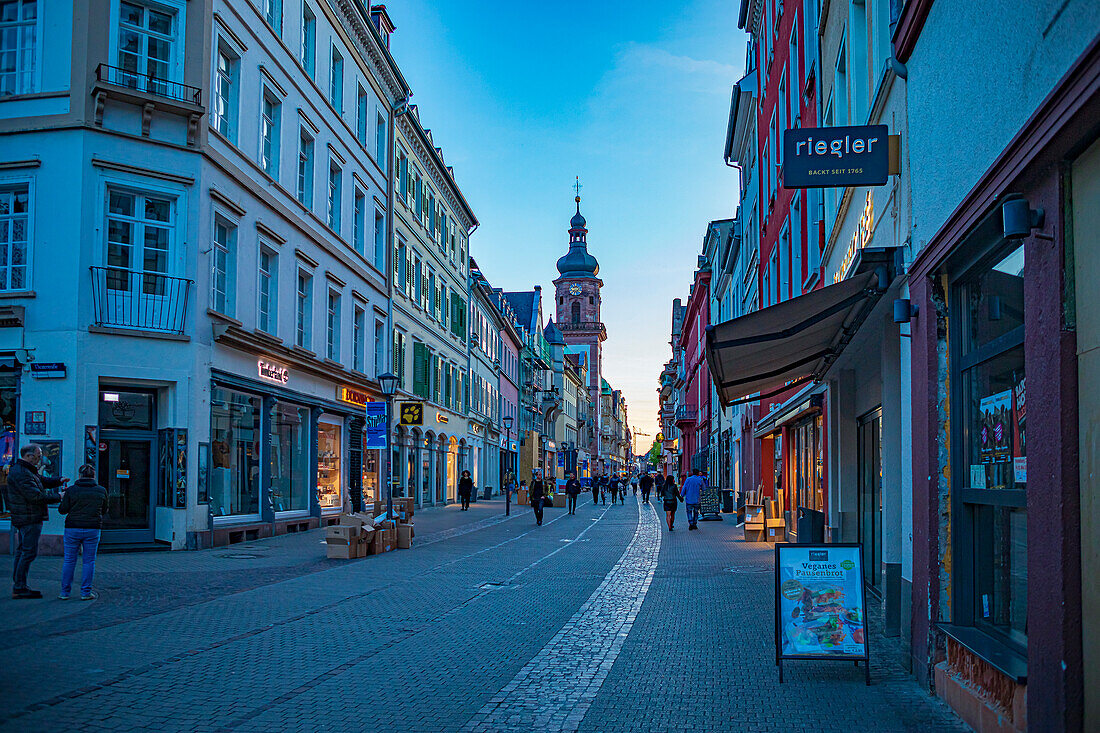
top-left (573, 176), bottom-right (582, 203)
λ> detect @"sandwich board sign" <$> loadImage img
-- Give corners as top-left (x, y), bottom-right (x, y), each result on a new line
top-left (774, 543), bottom-right (870, 684)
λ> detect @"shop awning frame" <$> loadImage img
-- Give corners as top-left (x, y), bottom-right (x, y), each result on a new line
top-left (706, 247), bottom-right (900, 407)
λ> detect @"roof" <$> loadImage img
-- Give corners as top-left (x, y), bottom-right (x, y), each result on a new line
top-left (543, 318), bottom-right (565, 345)
top-left (503, 290), bottom-right (539, 335)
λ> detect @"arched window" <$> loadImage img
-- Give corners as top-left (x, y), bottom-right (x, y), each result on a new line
top-left (571, 301), bottom-right (581, 323)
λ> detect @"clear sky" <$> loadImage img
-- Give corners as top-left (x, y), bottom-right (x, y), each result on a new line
top-left (386, 0), bottom-right (746, 448)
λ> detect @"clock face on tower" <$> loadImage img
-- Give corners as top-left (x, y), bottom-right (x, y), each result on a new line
top-left (569, 284), bottom-right (582, 296)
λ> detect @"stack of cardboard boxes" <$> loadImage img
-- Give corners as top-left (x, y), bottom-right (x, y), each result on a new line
top-left (324, 499), bottom-right (416, 559)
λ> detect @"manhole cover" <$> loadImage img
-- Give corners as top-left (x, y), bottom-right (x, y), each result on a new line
top-left (218, 553), bottom-right (263, 559)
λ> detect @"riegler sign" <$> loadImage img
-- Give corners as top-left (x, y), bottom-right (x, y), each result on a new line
top-left (782, 124), bottom-right (889, 189)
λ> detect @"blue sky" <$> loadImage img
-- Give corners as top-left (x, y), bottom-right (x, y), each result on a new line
top-left (387, 0), bottom-right (746, 444)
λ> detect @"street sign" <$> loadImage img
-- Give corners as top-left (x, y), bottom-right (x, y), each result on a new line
top-left (364, 402), bottom-right (387, 449)
top-left (399, 402), bottom-right (424, 426)
top-left (30, 362), bottom-right (66, 379)
top-left (775, 543), bottom-right (870, 684)
top-left (782, 124), bottom-right (889, 189)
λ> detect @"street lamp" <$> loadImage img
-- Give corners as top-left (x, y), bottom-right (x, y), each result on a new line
top-left (503, 414), bottom-right (514, 516)
top-left (378, 372), bottom-right (399, 519)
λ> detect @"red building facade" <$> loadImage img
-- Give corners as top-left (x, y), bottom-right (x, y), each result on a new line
top-left (675, 267), bottom-right (712, 478)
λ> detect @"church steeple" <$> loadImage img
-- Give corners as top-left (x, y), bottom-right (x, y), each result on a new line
top-left (556, 192), bottom-right (599, 277)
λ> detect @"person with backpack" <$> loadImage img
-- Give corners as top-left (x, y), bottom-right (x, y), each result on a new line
top-left (660, 474), bottom-right (680, 531)
top-left (57, 464), bottom-right (108, 601)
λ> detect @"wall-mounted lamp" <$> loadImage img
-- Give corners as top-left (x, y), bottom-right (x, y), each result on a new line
top-left (893, 298), bottom-right (918, 323)
top-left (1002, 197), bottom-right (1053, 240)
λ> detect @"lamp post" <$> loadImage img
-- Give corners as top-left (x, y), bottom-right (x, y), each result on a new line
top-left (503, 414), bottom-right (514, 516)
top-left (377, 372), bottom-right (399, 519)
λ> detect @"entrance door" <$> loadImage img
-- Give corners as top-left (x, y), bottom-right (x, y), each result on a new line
top-left (858, 407), bottom-right (883, 595)
top-left (99, 437), bottom-right (155, 544)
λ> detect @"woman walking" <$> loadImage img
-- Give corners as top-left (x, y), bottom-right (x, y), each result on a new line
top-left (58, 464), bottom-right (108, 601)
top-left (661, 474), bottom-right (680, 531)
top-left (458, 470), bottom-right (474, 511)
top-left (529, 475), bottom-right (546, 526)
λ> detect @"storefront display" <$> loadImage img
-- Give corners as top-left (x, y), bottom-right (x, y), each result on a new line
top-left (270, 401), bottom-right (309, 513)
top-left (317, 421), bottom-right (342, 511)
top-left (0, 366), bottom-right (18, 517)
top-left (210, 387), bottom-right (261, 518)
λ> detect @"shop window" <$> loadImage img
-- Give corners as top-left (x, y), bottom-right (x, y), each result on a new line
top-left (317, 421), bottom-right (342, 510)
top-left (99, 389), bottom-right (154, 431)
top-left (953, 243), bottom-right (1027, 648)
top-left (209, 387), bottom-right (260, 518)
top-left (270, 402), bottom-right (309, 513)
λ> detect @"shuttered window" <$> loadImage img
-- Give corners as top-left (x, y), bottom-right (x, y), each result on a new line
top-left (412, 341), bottom-right (430, 398)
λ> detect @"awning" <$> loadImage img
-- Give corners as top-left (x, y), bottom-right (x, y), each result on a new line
top-left (706, 247), bottom-right (899, 407)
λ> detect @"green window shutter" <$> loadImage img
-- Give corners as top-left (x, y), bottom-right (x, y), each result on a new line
top-left (412, 342), bottom-right (428, 398)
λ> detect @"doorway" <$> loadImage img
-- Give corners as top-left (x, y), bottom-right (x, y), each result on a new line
top-left (858, 407), bottom-right (883, 595)
top-left (98, 388), bottom-right (157, 544)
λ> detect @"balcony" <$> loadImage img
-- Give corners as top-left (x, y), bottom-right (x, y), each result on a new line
top-left (675, 406), bottom-right (697, 424)
top-left (90, 267), bottom-right (192, 335)
top-left (92, 64), bottom-right (204, 145)
top-left (95, 64), bottom-right (202, 105)
top-left (558, 321), bottom-right (607, 339)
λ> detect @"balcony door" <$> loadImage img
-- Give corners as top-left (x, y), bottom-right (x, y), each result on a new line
top-left (96, 188), bottom-right (185, 333)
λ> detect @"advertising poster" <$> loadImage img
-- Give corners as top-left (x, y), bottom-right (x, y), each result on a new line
top-left (364, 402), bottom-right (387, 450)
top-left (1012, 378), bottom-right (1026, 483)
top-left (776, 544), bottom-right (867, 660)
top-left (979, 389), bottom-right (1012, 458)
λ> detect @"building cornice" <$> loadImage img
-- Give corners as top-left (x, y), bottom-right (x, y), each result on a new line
top-left (395, 113), bottom-right (477, 228)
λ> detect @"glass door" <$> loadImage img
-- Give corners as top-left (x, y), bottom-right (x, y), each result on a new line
top-left (99, 438), bottom-right (155, 543)
top-left (858, 407), bottom-right (883, 595)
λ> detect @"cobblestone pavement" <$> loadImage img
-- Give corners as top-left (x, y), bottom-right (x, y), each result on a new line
top-left (1, 496), bottom-right (967, 732)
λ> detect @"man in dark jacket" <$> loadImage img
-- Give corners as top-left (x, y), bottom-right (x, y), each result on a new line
top-left (564, 473), bottom-right (582, 514)
top-left (7, 444), bottom-right (68, 599)
top-left (529, 475), bottom-right (546, 526)
top-left (640, 473), bottom-right (655, 504)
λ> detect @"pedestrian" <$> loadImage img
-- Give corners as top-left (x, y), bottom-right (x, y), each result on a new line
top-left (529, 475), bottom-right (546, 526)
top-left (631, 476), bottom-right (638, 497)
top-left (609, 477), bottom-right (619, 505)
top-left (564, 472), bottom-right (582, 514)
top-left (681, 468), bottom-right (707, 530)
top-left (620, 478), bottom-right (627, 504)
top-left (640, 472), bottom-right (654, 504)
top-left (660, 474), bottom-right (680, 531)
top-left (458, 470), bottom-right (474, 511)
top-left (58, 464), bottom-right (108, 601)
top-left (7, 443), bottom-right (68, 599)
top-left (599, 474), bottom-right (608, 505)
top-left (591, 474), bottom-right (601, 504)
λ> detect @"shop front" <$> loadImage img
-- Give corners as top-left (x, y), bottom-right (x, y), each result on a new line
top-left (391, 401), bottom-right (465, 507)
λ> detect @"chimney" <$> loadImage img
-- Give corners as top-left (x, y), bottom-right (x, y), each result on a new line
top-left (370, 4), bottom-right (395, 48)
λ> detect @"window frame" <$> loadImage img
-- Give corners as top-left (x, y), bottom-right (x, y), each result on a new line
top-left (0, 0), bottom-right (41, 96)
top-left (328, 43), bottom-right (343, 114)
top-left (297, 127), bottom-right (315, 208)
top-left (0, 179), bottom-right (33, 292)
top-left (326, 287), bottom-right (341, 362)
top-left (257, 242), bottom-right (278, 335)
top-left (300, 2), bottom-right (316, 78)
top-left (211, 212), bottom-right (237, 316)
top-left (295, 267), bottom-right (313, 350)
top-left (327, 159), bottom-right (342, 232)
top-left (110, 0), bottom-right (187, 87)
top-left (259, 87), bottom-right (281, 178)
top-left (212, 40), bottom-right (240, 141)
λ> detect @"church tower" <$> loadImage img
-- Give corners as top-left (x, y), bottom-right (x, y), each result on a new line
top-left (553, 192), bottom-right (605, 422)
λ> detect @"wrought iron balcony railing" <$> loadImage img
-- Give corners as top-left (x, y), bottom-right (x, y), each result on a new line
top-left (90, 266), bottom-right (192, 335)
top-left (96, 63), bottom-right (202, 106)
top-left (675, 406), bottom-right (697, 422)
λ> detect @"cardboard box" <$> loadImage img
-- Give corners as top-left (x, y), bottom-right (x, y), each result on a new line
top-left (552, 493), bottom-right (567, 508)
top-left (326, 525), bottom-right (359, 542)
top-left (370, 531), bottom-right (386, 555)
top-left (325, 538), bottom-right (354, 559)
top-left (517, 489), bottom-right (528, 505)
top-left (397, 523), bottom-right (413, 549)
top-left (383, 520), bottom-right (397, 548)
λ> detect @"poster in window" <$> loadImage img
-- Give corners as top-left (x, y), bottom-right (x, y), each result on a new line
top-left (979, 389), bottom-right (1012, 459)
top-left (37, 440), bottom-right (62, 481)
top-left (1012, 378), bottom-right (1026, 483)
top-left (776, 544), bottom-right (867, 660)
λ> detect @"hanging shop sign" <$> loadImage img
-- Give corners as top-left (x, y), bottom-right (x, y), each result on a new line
top-left (775, 543), bottom-right (870, 684)
top-left (258, 359), bottom-right (290, 384)
top-left (782, 125), bottom-right (889, 189)
top-left (364, 402), bottom-right (387, 449)
top-left (399, 402), bottom-right (424, 426)
top-left (337, 386), bottom-right (372, 407)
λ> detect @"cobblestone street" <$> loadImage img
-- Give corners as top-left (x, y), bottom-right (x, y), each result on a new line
top-left (2, 497), bottom-right (966, 732)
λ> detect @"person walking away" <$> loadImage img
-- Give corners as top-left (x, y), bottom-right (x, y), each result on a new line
top-left (7, 443), bottom-right (68, 599)
top-left (631, 476), bottom-right (638, 497)
top-left (57, 464), bottom-right (108, 601)
top-left (661, 474), bottom-right (680, 531)
top-left (681, 469), bottom-right (707, 530)
top-left (609, 477), bottom-right (619, 505)
top-left (640, 473), bottom-right (654, 504)
top-left (620, 478), bottom-right (627, 504)
top-left (565, 473), bottom-right (582, 514)
top-left (529, 476), bottom-right (546, 526)
top-left (599, 475), bottom-right (608, 505)
top-left (591, 474), bottom-right (600, 504)
top-left (458, 470), bottom-right (474, 511)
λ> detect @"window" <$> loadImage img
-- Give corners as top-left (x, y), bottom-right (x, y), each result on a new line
top-left (356, 85), bottom-right (369, 146)
top-left (210, 387), bottom-right (261, 518)
top-left (326, 288), bottom-right (341, 361)
top-left (0, 0), bottom-right (37, 96)
top-left (374, 318), bottom-right (385, 376)
top-left (375, 112), bottom-right (386, 166)
top-left (0, 185), bottom-right (29, 290)
top-left (260, 91), bottom-right (280, 178)
top-left (353, 188), bottom-right (365, 256)
top-left (300, 3), bottom-right (315, 77)
top-left (395, 238), bottom-right (406, 295)
top-left (105, 188), bottom-right (172, 293)
top-left (258, 245), bottom-right (277, 334)
top-left (118, 0), bottom-right (176, 94)
top-left (270, 401), bottom-right (310, 512)
top-left (413, 256), bottom-right (422, 305)
top-left (296, 269), bottom-right (312, 349)
top-left (329, 44), bottom-right (343, 113)
top-left (212, 44), bottom-right (238, 140)
top-left (952, 244), bottom-right (1027, 648)
top-left (263, 0), bottom-right (282, 33)
top-left (297, 129), bottom-right (314, 207)
top-left (374, 209), bottom-right (385, 270)
top-left (352, 304), bottom-right (365, 372)
top-left (327, 161), bottom-right (341, 231)
top-left (212, 216), bottom-right (236, 315)
top-left (393, 330), bottom-right (406, 387)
